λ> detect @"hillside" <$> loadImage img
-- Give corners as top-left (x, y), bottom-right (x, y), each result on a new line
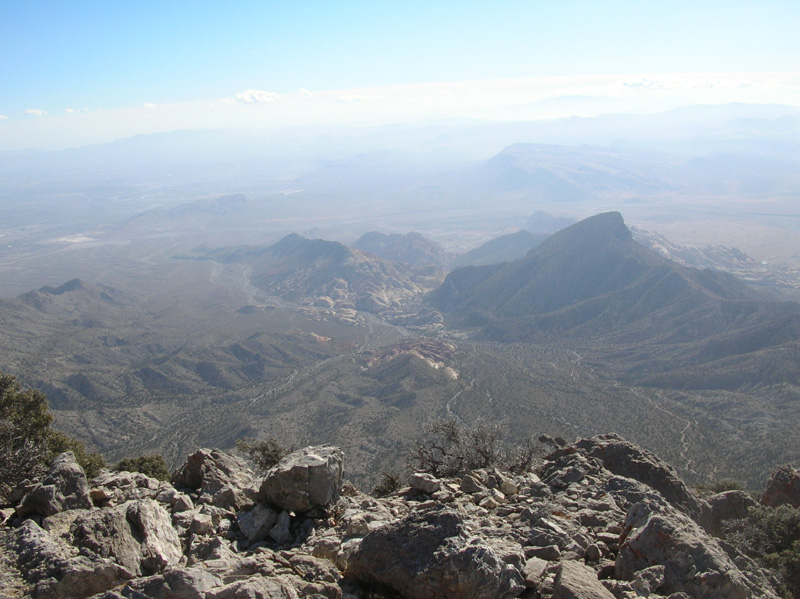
top-left (430, 213), bottom-right (800, 386)
top-left (2, 212), bottom-right (800, 493)
top-left (353, 231), bottom-right (448, 268)
top-left (450, 230), bottom-right (549, 268)
top-left (203, 233), bottom-right (444, 320)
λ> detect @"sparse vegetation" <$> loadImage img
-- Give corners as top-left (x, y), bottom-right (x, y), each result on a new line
top-left (236, 436), bottom-right (289, 473)
top-left (723, 504), bottom-right (800, 599)
top-left (407, 417), bottom-right (541, 477)
top-left (371, 471), bottom-right (402, 497)
top-left (694, 477), bottom-right (746, 497)
top-left (115, 454), bottom-right (171, 481)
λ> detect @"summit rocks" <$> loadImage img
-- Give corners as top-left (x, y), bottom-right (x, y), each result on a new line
top-left (0, 435), bottom-right (784, 599)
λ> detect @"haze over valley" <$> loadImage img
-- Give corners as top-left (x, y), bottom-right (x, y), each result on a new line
top-left (3, 2), bottom-right (800, 496)
top-left (3, 102), bottom-right (800, 492)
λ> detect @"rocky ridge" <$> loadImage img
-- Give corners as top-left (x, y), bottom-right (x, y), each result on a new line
top-left (0, 435), bottom-right (787, 599)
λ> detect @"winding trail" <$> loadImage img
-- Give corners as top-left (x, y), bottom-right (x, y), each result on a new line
top-left (630, 387), bottom-right (701, 477)
top-left (444, 378), bottom-right (476, 422)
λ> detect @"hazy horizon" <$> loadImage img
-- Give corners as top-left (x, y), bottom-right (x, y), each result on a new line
top-left (3, 1), bottom-right (800, 151)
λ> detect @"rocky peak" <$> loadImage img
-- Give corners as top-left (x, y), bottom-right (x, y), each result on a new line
top-left (0, 436), bottom-right (786, 599)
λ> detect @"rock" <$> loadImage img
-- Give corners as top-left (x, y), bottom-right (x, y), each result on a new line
top-left (706, 490), bottom-right (757, 536)
top-left (259, 446), bottom-right (344, 514)
top-left (761, 464), bottom-right (800, 508)
top-left (269, 510), bottom-right (293, 544)
top-left (7, 519), bottom-right (132, 599)
top-left (16, 452), bottom-right (92, 519)
top-left (237, 503), bottom-right (278, 545)
top-left (527, 544), bottom-right (562, 561)
top-left (461, 473), bottom-right (484, 494)
top-left (90, 470), bottom-right (161, 507)
top-left (632, 564), bottom-right (666, 596)
top-left (615, 503), bottom-right (779, 599)
top-left (0, 436), bottom-right (782, 599)
top-left (574, 435), bottom-right (706, 522)
top-left (190, 512), bottom-right (216, 536)
top-left (523, 556), bottom-right (549, 588)
top-left (172, 448), bottom-right (256, 509)
top-left (584, 543), bottom-right (602, 562)
top-left (173, 493), bottom-right (195, 513)
top-left (70, 498), bottom-right (182, 576)
top-left (205, 576), bottom-right (300, 599)
top-left (409, 472), bottom-right (441, 494)
top-left (553, 560), bottom-right (615, 599)
top-left (345, 506), bottom-right (524, 599)
top-left (126, 567), bottom-right (224, 598)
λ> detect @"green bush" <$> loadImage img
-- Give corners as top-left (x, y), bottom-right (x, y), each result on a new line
top-left (115, 454), bottom-right (171, 481)
top-left (694, 477), bottom-right (745, 497)
top-left (0, 371), bottom-right (106, 500)
top-left (236, 436), bottom-right (288, 473)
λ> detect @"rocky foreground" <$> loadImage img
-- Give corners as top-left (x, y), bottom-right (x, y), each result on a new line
top-left (0, 434), bottom-right (794, 599)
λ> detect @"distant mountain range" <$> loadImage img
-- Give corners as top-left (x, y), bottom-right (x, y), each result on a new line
top-left (200, 233), bottom-right (445, 319)
top-left (431, 212), bottom-right (800, 387)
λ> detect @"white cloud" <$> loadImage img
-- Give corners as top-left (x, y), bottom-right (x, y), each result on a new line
top-left (299, 88), bottom-right (313, 97)
top-left (65, 108), bottom-right (76, 114)
top-left (24, 108), bottom-right (47, 117)
top-left (144, 103), bottom-right (157, 109)
top-left (337, 94), bottom-right (382, 103)
top-left (235, 89), bottom-right (280, 103)
top-left (0, 114), bottom-right (8, 120)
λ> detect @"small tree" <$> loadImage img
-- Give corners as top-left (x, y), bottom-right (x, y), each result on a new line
top-left (0, 372), bottom-right (106, 500)
top-left (236, 436), bottom-right (288, 473)
top-left (407, 417), bottom-right (541, 477)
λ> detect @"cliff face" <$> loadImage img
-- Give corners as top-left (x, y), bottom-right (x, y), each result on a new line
top-left (0, 435), bottom-right (784, 599)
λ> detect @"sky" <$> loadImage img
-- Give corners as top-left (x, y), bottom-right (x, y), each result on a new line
top-left (2, 0), bottom-right (800, 151)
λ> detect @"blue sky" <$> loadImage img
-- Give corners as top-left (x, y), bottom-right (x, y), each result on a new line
top-left (2, 0), bottom-right (799, 150)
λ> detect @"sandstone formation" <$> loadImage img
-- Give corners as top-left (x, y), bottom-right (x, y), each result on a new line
top-left (0, 437), bottom-right (784, 599)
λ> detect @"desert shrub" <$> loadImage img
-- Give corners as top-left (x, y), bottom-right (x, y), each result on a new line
top-left (236, 436), bottom-right (288, 473)
top-left (115, 454), bottom-right (171, 481)
top-left (695, 477), bottom-right (745, 497)
top-left (372, 471), bottom-right (402, 497)
top-left (723, 504), bottom-right (800, 599)
top-left (0, 372), bottom-right (106, 500)
top-left (407, 417), bottom-right (542, 477)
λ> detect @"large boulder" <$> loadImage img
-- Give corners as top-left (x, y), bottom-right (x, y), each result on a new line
top-left (172, 448), bottom-right (256, 509)
top-left (258, 445), bottom-right (344, 514)
top-left (5, 519), bottom-right (132, 599)
top-left (706, 490), bottom-right (757, 536)
top-left (574, 434), bottom-right (706, 522)
top-left (69, 498), bottom-right (182, 576)
top-left (15, 452), bottom-right (92, 519)
top-left (553, 560), bottom-right (615, 599)
top-left (615, 501), bottom-right (779, 599)
top-left (761, 464), bottom-right (800, 508)
top-left (125, 567), bottom-right (224, 599)
top-left (345, 506), bottom-right (524, 599)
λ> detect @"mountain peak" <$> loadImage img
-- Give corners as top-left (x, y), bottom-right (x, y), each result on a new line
top-left (559, 211), bottom-right (630, 243)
